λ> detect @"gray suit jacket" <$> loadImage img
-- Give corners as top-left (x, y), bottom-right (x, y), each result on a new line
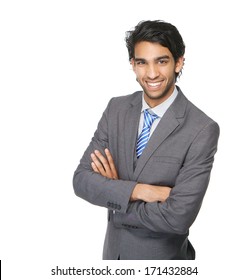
top-left (73, 87), bottom-right (220, 260)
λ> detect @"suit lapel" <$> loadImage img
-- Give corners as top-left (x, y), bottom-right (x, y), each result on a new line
top-left (124, 93), bottom-right (142, 179)
top-left (133, 110), bottom-right (179, 180)
top-left (133, 89), bottom-right (188, 181)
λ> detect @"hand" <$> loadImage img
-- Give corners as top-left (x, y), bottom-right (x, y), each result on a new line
top-left (91, 149), bottom-right (118, 180)
top-left (131, 183), bottom-right (171, 203)
top-left (91, 149), bottom-right (170, 203)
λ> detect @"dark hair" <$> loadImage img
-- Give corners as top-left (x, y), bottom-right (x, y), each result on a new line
top-left (125, 20), bottom-right (185, 63)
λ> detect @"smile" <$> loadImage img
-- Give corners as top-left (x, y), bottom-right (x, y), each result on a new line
top-left (146, 81), bottom-right (163, 89)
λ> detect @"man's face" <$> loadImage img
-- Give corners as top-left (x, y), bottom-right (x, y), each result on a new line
top-left (131, 41), bottom-right (183, 107)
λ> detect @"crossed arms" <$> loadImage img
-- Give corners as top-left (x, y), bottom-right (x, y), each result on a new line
top-left (91, 148), bottom-right (171, 203)
top-left (73, 99), bottom-right (219, 235)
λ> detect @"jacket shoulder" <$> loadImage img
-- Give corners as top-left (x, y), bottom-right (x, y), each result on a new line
top-left (105, 91), bottom-right (142, 113)
top-left (187, 99), bottom-right (218, 126)
top-left (175, 89), bottom-right (219, 134)
top-left (109, 91), bottom-right (142, 108)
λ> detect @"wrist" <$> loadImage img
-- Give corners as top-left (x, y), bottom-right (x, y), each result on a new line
top-left (130, 183), bottom-right (144, 201)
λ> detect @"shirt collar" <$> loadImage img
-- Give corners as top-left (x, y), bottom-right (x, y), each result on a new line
top-left (141, 86), bottom-right (178, 118)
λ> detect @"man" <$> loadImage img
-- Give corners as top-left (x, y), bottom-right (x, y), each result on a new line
top-left (73, 20), bottom-right (219, 260)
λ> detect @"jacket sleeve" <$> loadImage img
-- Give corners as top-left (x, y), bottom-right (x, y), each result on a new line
top-left (73, 99), bottom-right (137, 214)
top-left (113, 121), bottom-right (220, 234)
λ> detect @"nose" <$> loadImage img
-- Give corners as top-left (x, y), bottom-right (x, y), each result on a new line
top-left (146, 64), bottom-right (159, 80)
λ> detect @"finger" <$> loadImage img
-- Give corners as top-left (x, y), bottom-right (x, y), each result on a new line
top-left (91, 162), bottom-right (100, 173)
top-left (94, 150), bottom-right (112, 176)
top-left (105, 149), bottom-right (118, 179)
top-left (91, 153), bottom-right (106, 176)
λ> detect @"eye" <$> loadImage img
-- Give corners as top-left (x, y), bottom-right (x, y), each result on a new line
top-left (136, 60), bottom-right (146, 65)
top-left (158, 59), bottom-right (168, 65)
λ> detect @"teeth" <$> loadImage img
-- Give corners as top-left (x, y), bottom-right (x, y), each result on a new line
top-left (147, 82), bottom-right (162, 87)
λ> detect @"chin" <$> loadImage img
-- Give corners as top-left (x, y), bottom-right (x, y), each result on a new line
top-left (145, 89), bottom-right (169, 100)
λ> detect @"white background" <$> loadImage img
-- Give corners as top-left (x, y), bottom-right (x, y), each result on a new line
top-left (0, 0), bottom-right (246, 279)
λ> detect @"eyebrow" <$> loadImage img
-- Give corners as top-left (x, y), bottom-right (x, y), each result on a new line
top-left (134, 55), bottom-right (171, 62)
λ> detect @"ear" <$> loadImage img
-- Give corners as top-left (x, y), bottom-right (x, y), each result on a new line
top-left (175, 56), bottom-right (185, 73)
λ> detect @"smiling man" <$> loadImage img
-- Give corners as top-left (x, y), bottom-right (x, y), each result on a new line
top-left (132, 41), bottom-right (183, 107)
top-left (73, 20), bottom-right (220, 260)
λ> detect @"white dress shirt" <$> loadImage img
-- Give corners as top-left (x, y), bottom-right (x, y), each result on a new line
top-left (138, 86), bottom-right (178, 137)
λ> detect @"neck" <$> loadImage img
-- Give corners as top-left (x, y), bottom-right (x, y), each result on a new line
top-left (144, 84), bottom-right (175, 108)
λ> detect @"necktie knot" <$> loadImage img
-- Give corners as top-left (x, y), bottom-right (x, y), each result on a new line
top-left (136, 109), bottom-right (159, 158)
top-left (143, 109), bottom-right (159, 127)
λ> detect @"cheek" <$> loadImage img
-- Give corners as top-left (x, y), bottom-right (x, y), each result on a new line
top-left (134, 68), bottom-right (145, 78)
top-left (161, 68), bottom-right (176, 80)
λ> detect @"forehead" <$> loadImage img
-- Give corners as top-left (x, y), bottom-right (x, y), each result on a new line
top-left (134, 41), bottom-right (173, 60)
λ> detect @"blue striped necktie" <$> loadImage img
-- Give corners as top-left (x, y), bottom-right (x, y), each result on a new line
top-left (136, 109), bottom-right (159, 158)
